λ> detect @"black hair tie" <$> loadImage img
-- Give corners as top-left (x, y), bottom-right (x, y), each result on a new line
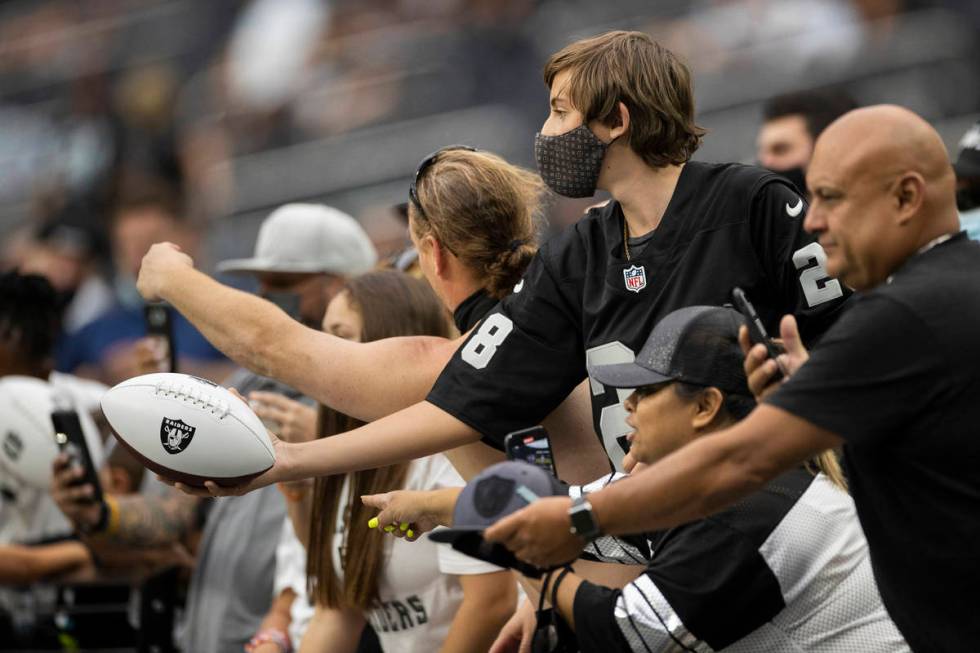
top-left (508, 239), bottom-right (526, 252)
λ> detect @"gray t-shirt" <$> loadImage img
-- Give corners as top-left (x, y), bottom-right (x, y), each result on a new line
top-left (179, 486), bottom-right (285, 653)
top-left (178, 370), bottom-right (290, 653)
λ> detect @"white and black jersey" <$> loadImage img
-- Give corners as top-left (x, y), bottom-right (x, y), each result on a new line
top-left (428, 162), bottom-right (848, 469)
top-left (567, 474), bottom-right (651, 566)
top-left (570, 469), bottom-right (909, 652)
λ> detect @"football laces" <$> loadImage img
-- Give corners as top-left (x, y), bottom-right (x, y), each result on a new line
top-left (154, 379), bottom-right (230, 418)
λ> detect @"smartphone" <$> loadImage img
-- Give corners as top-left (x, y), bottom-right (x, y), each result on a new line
top-left (504, 426), bottom-right (556, 475)
top-left (144, 302), bottom-right (177, 373)
top-left (51, 409), bottom-right (103, 505)
top-left (731, 286), bottom-right (786, 379)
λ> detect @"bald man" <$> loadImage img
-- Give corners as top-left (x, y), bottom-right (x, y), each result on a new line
top-left (485, 106), bottom-right (978, 652)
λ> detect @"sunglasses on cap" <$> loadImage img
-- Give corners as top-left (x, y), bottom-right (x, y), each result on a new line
top-left (408, 145), bottom-right (478, 220)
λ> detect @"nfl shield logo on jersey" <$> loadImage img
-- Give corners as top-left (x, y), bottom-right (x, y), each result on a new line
top-left (623, 265), bottom-right (647, 293)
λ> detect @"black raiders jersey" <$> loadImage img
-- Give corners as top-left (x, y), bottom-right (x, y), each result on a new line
top-left (427, 161), bottom-right (848, 470)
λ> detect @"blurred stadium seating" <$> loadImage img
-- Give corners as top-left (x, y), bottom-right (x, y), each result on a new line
top-left (0, 0), bottom-right (977, 271)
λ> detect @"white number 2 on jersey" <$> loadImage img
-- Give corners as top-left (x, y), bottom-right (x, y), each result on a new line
top-left (586, 342), bottom-right (636, 472)
top-left (792, 242), bottom-right (843, 307)
top-left (461, 313), bottom-right (514, 369)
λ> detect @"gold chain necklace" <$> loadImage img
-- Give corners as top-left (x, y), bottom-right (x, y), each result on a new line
top-left (623, 218), bottom-right (631, 261)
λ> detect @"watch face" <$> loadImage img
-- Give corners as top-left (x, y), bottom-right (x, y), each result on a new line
top-left (570, 500), bottom-right (599, 539)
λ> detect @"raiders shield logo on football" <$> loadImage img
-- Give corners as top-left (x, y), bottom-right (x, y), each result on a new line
top-left (623, 265), bottom-right (647, 293)
top-left (160, 417), bottom-right (196, 454)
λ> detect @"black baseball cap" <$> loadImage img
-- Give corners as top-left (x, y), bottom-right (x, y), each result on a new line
top-left (954, 121), bottom-right (980, 178)
top-left (588, 305), bottom-right (750, 396)
top-left (429, 461), bottom-right (565, 578)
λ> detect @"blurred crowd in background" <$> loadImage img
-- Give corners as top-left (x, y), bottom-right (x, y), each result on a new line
top-left (0, 0), bottom-right (978, 387)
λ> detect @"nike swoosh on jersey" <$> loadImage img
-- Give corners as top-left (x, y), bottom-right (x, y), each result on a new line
top-left (513, 279), bottom-right (525, 293)
top-left (786, 199), bottom-right (804, 217)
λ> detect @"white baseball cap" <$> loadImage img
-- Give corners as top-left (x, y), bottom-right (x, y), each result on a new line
top-left (217, 203), bottom-right (378, 276)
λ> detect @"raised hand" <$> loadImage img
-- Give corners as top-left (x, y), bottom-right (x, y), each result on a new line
top-left (483, 496), bottom-right (584, 569)
top-left (248, 392), bottom-right (318, 443)
top-left (50, 453), bottom-right (103, 529)
top-left (361, 487), bottom-right (461, 542)
top-left (739, 314), bottom-right (810, 400)
top-left (160, 429), bottom-right (291, 498)
top-left (137, 242), bottom-right (194, 302)
top-left (489, 599), bottom-right (535, 653)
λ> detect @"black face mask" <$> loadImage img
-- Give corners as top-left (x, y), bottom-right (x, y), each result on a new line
top-left (534, 125), bottom-right (611, 198)
top-left (260, 291), bottom-right (319, 328)
top-left (765, 165), bottom-right (807, 196)
top-left (956, 185), bottom-right (980, 212)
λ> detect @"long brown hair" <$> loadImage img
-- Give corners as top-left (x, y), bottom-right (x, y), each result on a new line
top-left (544, 31), bottom-right (705, 168)
top-left (409, 149), bottom-right (546, 299)
top-left (307, 270), bottom-right (452, 610)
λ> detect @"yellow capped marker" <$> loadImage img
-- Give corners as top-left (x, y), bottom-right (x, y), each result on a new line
top-left (384, 525), bottom-right (395, 533)
top-left (406, 529), bottom-right (415, 538)
top-left (400, 522), bottom-right (409, 531)
top-left (368, 517), bottom-right (379, 529)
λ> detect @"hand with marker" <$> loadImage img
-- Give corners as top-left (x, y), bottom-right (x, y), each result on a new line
top-left (361, 487), bottom-right (462, 542)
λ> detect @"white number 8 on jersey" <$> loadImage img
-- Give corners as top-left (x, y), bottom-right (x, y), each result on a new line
top-left (461, 313), bottom-right (514, 369)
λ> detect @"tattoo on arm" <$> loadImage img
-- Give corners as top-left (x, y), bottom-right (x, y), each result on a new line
top-left (108, 493), bottom-right (200, 547)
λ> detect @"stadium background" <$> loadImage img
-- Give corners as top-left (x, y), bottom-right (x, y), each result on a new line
top-left (0, 0), bottom-right (978, 289)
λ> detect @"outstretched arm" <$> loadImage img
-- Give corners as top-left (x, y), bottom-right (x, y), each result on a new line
top-left (138, 243), bottom-right (459, 421)
top-left (177, 400), bottom-right (483, 497)
top-left (0, 541), bottom-right (93, 585)
top-left (51, 454), bottom-right (200, 548)
top-left (486, 405), bottom-right (841, 567)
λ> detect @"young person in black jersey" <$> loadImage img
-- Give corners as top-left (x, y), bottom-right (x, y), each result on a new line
top-left (151, 30), bottom-right (846, 497)
top-left (426, 30), bottom-right (848, 472)
top-left (486, 105), bottom-right (980, 653)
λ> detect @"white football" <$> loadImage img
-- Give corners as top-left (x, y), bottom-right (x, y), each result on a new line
top-left (0, 376), bottom-right (59, 490)
top-left (101, 373), bottom-right (275, 487)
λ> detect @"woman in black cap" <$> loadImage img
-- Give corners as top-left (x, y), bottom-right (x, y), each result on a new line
top-left (368, 306), bottom-right (908, 653)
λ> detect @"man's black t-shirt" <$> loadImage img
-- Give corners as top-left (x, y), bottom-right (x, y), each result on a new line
top-left (428, 161), bottom-right (848, 469)
top-left (768, 231), bottom-right (980, 652)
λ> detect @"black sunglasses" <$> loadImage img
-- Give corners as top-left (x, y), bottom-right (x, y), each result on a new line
top-left (408, 145), bottom-right (477, 219)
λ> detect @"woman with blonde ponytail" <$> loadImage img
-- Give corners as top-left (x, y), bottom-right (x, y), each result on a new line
top-left (141, 142), bottom-right (608, 484)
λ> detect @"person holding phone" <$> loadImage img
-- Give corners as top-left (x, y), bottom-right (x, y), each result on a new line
top-left (485, 106), bottom-right (980, 652)
top-left (497, 306), bottom-right (906, 652)
top-left (56, 187), bottom-right (233, 385)
top-left (0, 274), bottom-right (107, 545)
top-left (51, 204), bottom-right (380, 653)
top-left (363, 306), bottom-right (906, 652)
